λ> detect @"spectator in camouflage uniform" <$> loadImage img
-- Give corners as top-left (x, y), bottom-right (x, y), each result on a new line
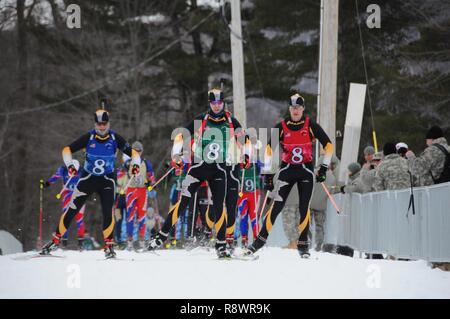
top-left (363, 146), bottom-right (375, 164)
top-left (360, 151), bottom-right (382, 192)
top-left (406, 126), bottom-right (450, 271)
top-left (310, 155), bottom-right (339, 252)
top-left (406, 126), bottom-right (450, 186)
top-left (373, 142), bottom-right (410, 191)
top-left (340, 162), bottom-right (367, 194)
top-left (396, 142), bottom-right (409, 158)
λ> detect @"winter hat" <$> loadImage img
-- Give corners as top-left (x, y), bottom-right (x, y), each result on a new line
top-left (289, 93), bottom-right (305, 108)
top-left (132, 141), bottom-right (143, 152)
top-left (426, 126), bottom-right (443, 140)
top-left (347, 162), bottom-right (361, 175)
top-left (207, 88), bottom-right (225, 118)
top-left (395, 142), bottom-right (408, 151)
top-left (383, 142), bottom-right (397, 156)
top-left (373, 152), bottom-right (383, 161)
top-left (396, 142), bottom-right (408, 156)
top-left (363, 146), bottom-right (375, 156)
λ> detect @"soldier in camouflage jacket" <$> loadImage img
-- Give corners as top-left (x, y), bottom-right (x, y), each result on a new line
top-left (373, 143), bottom-right (410, 191)
top-left (406, 126), bottom-right (450, 186)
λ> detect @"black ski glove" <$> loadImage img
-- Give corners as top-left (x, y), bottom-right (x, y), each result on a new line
top-left (262, 174), bottom-right (275, 191)
top-left (316, 164), bottom-right (328, 183)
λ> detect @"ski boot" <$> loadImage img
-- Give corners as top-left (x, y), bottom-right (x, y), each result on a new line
top-left (208, 237), bottom-right (215, 249)
top-left (147, 233), bottom-right (166, 251)
top-left (78, 238), bottom-right (84, 251)
top-left (226, 236), bottom-right (236, 255)
top-left (242, 236), bottom-right (265, 256)
top-left (117, 241), bottom-right (127, 250)
top-left (61, 238), bottom-right (68, 249)
top-left (241, 236), bottom-right (248, 248)
top-left (104, 240), bottom-right (116, 259)
top-left (40, 234), bottom-right (61, 255)
top-left (126, 239), bottom-right (134, 251)
top-left (297, 241), bottom-right (311, 259)
top-left (216, 242), bottom-right (232, 259)
top-left (241, 245), bottom-right (257, 257)
top-left (198, 231), bottom-right (213, 248)
top-left (136, 239), bottom-right (146, 252)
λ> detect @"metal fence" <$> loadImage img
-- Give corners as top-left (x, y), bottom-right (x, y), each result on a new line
top-left (324, 182), bottom-right (450, 262)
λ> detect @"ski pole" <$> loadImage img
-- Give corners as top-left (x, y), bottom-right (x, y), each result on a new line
top-left (258, 190), bottom-right (270, 220)
top-left (253, 165), bottom-right (259, 234)
top-left (321, 182), bottom-right (341, 214)
top-left (190, 192), bottom-right (198, 239)
top-left (120, 174), bottom-right (135, 195)
top-left (56, 175), bottom-right (74, 199)
top-left (239, 167), bottom-right (245, 197)
top-left (148, 167), bottom-right (175, 191)
top-left (39, 179), bottom-right (44, 248)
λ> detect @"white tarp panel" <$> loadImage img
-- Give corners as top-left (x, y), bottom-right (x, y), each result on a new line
top-left (0, 230), bottom-right (23, 255)
top-left (339, 83), bottom-right (366, 183)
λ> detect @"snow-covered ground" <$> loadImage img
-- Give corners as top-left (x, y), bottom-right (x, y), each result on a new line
top-left (1, 247), bottom-right (450, 299)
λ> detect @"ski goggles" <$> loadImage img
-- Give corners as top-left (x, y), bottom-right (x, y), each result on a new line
top-left (210, 100), bottom-right (224, 106)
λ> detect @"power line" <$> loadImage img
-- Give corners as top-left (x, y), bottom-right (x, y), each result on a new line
top-left (244, 26), bottom-right (265, 100)
top-left (355, 0), bottom-right (376, 133)
top-left (0, 11), bottom-right (215, 117)
top-left (219, 1), bottom-right (265, 101)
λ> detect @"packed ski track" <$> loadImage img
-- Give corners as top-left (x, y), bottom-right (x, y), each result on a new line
top-left (1, 247), bottom-right (450, 299)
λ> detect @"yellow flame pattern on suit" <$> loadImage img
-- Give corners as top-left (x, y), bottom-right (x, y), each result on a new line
top-left (103, 210), bottom-right (115, 239)
top-left (226, 224), bottom-right (235, 235)
top-left (264, 202), bottom-right (275, 233)
top-left (170, 201), bottom-right (181, 226)
top-left (205, 206), bottom-right (214, 230)
top-left (214, 208), bottom-right (226, 233)
top-left (58, 212), bottom-right (67, 236)
top-left (298, 208), bottom-right (311, 235)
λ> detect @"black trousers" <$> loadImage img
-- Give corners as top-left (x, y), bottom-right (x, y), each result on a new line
top-left (186, 185), bottom-right (210, 237)
top-left (159, 162), bottom-right (227, 244)
top-left (56, 173), bottom-right (116, 243)
top-left (254, 163), bottom-right (314, 249)
top-left (225, 165), bottom-right (241, 240)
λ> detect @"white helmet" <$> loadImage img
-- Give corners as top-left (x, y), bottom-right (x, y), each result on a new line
top-left (72, 159), bottom-right (80, 171)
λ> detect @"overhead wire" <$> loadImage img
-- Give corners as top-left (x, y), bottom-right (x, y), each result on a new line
top-left (355, 0), bottom-right (378, 152)
top-left (0, 10), bottom-right (215, 117)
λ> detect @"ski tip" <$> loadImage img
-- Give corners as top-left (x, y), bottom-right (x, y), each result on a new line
top-left (12, 253), bottom-right (66, 260)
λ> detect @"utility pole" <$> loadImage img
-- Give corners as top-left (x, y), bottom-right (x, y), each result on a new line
top-left (317, 0), bottom-right (339, 152)
top-left (229, 0), bottom-right (247, 127)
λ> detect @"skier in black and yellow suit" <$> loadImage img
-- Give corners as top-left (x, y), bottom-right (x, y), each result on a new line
top-left (244, 93), bottom-right (334, 258)
top-left (148, 88), bottom-right (251, 258)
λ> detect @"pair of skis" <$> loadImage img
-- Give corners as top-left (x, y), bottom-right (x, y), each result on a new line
top-left (218, 254), bottom-right (260, 261)
top-left (12, 253), bottom-right (66, 260)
